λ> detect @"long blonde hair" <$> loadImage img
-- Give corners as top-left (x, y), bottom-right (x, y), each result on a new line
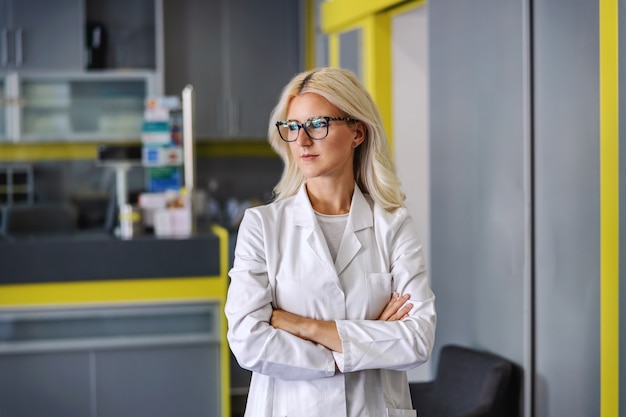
top-left (268, 67), bottom-right (405, 210)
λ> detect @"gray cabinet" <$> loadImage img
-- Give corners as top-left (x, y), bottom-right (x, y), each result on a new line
top-left (95, 346), bottom-right (220, 417)
top-left (163, 0), bottom-right (301, 140)
top-left (0, 302), bottom-right (224, 417)
top-left (0, 1), bottom-right (162, 142)
top-left (0, 352), bottom-right (92, 417)
top-left (85, 0), bottom-right (157, 70)
top-left (1, 71), bottom-right (157, 142)
top-left (0, 0), bottom-right (83, 71)
top-left (0, 0), bottom-right (7, 71)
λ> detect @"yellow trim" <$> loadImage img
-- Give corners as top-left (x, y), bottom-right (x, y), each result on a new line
top-left (213, 224), bottom-right (231, 417)
top-left (0, 141), bottom-right (278, 161)
top-left (599, 0), bottom-right (619, 416)
top-left (305, 0), bottom-right (316, 69)
top-left (0, 143), bottom-right (99, 161)
top-left (321, 0), bottom-right (407, 33)
top-left (0, 277), bottom-right (224, 307)
top-left (361, 14), bottom-right (393, 153)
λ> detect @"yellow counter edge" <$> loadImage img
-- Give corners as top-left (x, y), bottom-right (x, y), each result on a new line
top-left (0, 224), bottom-right (232, 417)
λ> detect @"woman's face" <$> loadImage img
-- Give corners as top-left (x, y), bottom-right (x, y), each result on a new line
top-left (285, 93), bottom-right (364, 182)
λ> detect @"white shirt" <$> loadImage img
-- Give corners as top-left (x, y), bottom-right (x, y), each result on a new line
top-left (225, 184), bottom-right (436, 417)
top-left (315, 211), bottom-right (348, 261)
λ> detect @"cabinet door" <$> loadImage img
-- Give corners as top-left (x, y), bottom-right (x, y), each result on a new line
top-left (95, 345), bottom-right (221, 417)
top-left (0, 352), bottom-right (92, 417)
top-left (228, 0), bottom-right (300, 138)
top-left (11, 0), bottom-right (83, 71)
top-left (85, 0), bottom-right (157, 70)
top-left (18, 75), bottom-right (149, 142)
top-left (0, 0), bottom-right (8, 70)
top-left (164, 0), bottom-right (224, 140)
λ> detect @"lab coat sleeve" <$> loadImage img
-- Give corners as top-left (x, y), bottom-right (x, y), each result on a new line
top-left (334, 210), bottom-right (436, 373)
top-left (225, 209), bottom-right (336, 381)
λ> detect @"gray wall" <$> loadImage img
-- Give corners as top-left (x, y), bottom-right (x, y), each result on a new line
top-left (429, 0), bottom-right (528, 371)
top-left (533, 1), bottom-right (600, 416)
top-left (429, 0), bottom-right (600, 416)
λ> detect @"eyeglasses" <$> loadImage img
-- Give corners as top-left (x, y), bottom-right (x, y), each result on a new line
top-left (275, 116), bottom-right (356, 142)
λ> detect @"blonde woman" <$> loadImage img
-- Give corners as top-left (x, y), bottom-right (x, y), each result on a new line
top-left (225, 67), bottom-right (436, 417)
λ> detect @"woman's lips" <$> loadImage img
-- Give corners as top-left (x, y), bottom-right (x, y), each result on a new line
top-left (301, 154), bottom-right (318, 161)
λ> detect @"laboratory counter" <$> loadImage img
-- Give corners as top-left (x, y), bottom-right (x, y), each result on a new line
top-left (0, 231), bottom-right (222, 285)
top-left (0, 227), bottom-right (232, 417)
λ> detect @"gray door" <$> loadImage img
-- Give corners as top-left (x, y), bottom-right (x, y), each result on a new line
top-left (11, 0), bottom-right (83, 70)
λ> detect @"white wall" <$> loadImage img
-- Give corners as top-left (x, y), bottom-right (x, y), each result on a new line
top-left (391, 5), bottom-right (432, 382)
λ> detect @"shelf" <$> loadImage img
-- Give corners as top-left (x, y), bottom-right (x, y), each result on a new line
top-left (0, 164), bottom-right (34, 205)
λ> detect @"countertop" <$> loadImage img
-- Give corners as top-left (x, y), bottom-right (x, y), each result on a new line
top-left (0, 231), bottom-right (222, 285)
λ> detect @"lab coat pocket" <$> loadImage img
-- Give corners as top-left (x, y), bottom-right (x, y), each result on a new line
top-left (367, 272), bottom-right (393, 318)
top-left (386, 408), bottom-right (417, 417)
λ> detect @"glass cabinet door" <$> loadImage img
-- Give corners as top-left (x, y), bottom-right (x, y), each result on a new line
top-left (19, 74), bottom-right (152, 141)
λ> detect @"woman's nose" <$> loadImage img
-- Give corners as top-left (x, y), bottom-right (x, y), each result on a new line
top-left (296, 128), bottom-right (312, 146)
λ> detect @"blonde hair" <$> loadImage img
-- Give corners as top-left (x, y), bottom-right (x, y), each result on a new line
top-left (268, 67), bottom-right (405, 210)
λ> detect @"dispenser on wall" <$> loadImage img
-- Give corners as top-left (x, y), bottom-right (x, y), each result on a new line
top-left (86, 21), bottom-right (108, 69)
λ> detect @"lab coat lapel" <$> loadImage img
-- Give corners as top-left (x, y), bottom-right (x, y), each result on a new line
top-left (291, 185), bottom-right (337, 278)
top-left (334, 186), bottom-right (373, 276)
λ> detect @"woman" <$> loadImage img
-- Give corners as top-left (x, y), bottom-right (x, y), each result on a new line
top-left (225, 67), bottom-right (436, 417)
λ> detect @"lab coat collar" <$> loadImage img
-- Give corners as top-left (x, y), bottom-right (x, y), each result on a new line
top-left (291, 183), bottom-right (373, 276)
top-left (291, 183), bottom-right (373, 231)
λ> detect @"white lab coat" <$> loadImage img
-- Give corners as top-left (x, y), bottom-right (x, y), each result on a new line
top-left (225, 184), bottom-right (436, 417)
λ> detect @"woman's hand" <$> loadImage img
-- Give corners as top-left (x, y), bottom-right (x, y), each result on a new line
top-left (271, 309), bottom-right (343, 353)
top-left (377, 292), bottom-right (413, 321)
top-left (270, 309), bottom-right (311, 340)
top-left (269, 292), bottom-right (412, 352)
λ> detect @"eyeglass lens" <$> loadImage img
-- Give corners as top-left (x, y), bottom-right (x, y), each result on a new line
top-left (277, 116), bottom-right (330, 142)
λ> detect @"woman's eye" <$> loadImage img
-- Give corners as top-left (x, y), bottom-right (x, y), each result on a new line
top-left (309, 118), bottom-right (327, 129)
top-left (286, 122), bottom-right (300, 131)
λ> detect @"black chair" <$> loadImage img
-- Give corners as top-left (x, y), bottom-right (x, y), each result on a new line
top-left (1, 203), bottom-right (78, 236)
top-left (410, 344), bottom-right (521, 417)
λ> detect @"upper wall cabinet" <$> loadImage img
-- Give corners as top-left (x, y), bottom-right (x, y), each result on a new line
top-left (163, 0), bottom-right (301, 140)
top-left (0, 0), bottom-right (84, 72)
top-left (0, 0), bottom-right (159, 74)
top-left (85, 0), bottom-right (157, 71)
top-left (2, 71), bottom-right (157, 142)
top-left (0, 0), bottom-right (162, 142)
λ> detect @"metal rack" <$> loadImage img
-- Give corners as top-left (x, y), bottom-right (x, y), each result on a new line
top-left (0, 164), bottom-right (34, 205)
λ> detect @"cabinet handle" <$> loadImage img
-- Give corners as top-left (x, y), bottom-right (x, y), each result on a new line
top-left (1, 29), bottom-right (8, 66)
top-left (14, 28), bottom-right (22, 67)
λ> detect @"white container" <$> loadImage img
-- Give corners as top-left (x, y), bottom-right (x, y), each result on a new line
top-left (154, 207), bottom-right (192, 238)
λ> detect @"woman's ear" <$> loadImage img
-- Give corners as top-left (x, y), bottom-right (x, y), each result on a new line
top-left (353, 121), bottom-right (366, 148)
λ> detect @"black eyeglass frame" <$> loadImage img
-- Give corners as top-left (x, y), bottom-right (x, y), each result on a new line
top-left (275, 116), bottom-right (356, 142)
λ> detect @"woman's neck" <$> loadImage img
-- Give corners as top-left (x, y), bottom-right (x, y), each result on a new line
top-left (305, 179), bottom-right (354, 215)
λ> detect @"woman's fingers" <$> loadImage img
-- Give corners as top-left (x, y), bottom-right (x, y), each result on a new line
top-left (378, 292), bottom-right (412, 321)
